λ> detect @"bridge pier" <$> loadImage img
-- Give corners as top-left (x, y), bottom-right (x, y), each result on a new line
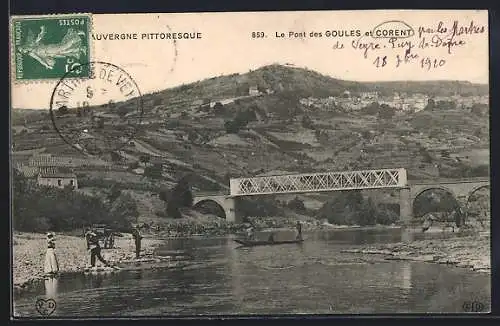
top-left (456, 195), bottom-right (469, 226)
top-left (224, 197), bottom-right (238, 223)
top-left (399, 187), bottom-right (412, 225)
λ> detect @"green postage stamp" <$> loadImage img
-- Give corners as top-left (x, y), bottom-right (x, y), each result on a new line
top-left (11, 14), bottom-right (92, 81)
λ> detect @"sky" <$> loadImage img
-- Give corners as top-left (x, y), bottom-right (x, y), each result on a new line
top-left (11, 10), bottom-right (488, 109)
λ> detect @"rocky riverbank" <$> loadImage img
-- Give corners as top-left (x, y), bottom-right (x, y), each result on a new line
top-left (138, 214), bottom-right (347, 238)
top-left (12, 232), bottom-right (164, 292)
top-left (341, 232), bottom-right (490, 273)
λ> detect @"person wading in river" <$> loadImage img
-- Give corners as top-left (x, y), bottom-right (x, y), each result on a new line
top-left (296, 221), bottom-right (303, 240)
top-left (85, 228), bottom-right (111, 268)
top-left (131, 226), bottom-right (143, 259)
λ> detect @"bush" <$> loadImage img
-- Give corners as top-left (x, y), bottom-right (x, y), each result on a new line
top-left (224, 120), bottom-right (242, 134)
top-left (315, 191), bottom-right (396, 226)
top-left (288, 197), bottom-right (306, 212)
top-left (159, 176), bottom-right (194, 218)
top-left (237, 197), bottom-right (283, 218)
top-left (12, 170), bottom-right (133, 232)
top-left (128, 161), bottom-right (140, 170)
top-left (301, 115), bottom-right (313, 129)
top-left (144, 163), bottom-right (163, 179)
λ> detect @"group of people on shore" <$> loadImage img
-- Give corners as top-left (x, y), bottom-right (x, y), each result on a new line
top-left (43, 226), bottom-right (143, 276)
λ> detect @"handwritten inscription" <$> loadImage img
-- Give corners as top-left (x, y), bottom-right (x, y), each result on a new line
top-left (264, 18), bottom-right (485, 72)
top-left (327, 19), bottom-right (485, 71)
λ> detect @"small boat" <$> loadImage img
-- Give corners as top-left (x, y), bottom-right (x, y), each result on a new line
top-left (234, 238), bottom-right (304, 247)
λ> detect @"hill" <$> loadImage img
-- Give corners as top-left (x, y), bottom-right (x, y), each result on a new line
top-left (11, 64), bottom-right (490, 223)
top-left (134, 64), bottom-right (488, 115)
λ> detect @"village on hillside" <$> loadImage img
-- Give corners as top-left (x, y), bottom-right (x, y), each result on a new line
top-left (11, 65), bottom-right (490, 234)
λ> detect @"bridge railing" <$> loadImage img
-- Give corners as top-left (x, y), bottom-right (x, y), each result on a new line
top-left (408, 177), bottom-right (490, 185)
top-left (230, 168), bottom-right (408, 196)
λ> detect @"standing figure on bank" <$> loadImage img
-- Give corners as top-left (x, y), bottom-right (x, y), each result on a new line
top-left (85, 228), bottom-right (110, 267)
top-left (44, 232), bottom-right (59, 275)
top-left (131, 226), bottom-right (143, 259)
top-left (296, 221), bottom-right (303, 240)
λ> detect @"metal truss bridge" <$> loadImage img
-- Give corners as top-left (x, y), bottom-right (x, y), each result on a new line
top-left (229, 168), bottom-right (408, 196)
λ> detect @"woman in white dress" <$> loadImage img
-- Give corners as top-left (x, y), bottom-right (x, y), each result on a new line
top-left (44, 232), bottom-right (59, 275)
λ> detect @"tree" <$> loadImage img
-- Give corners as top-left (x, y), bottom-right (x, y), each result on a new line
top-left (425, 98), bottom-right (435, 111)
top-left (357, 197), bottom-right (376, 226)
top-left (110, 151), bottom-right (121, 162)
top-left (471, 103), bottom-right (488, 116)
top-left (213, 102), bottom-right (224, 114)
top-left (288, 197), bottom-right (306, 212)
top-left (95, 118), bottom-right (105, 129)
top-left (153, 98), bottom-right (163, 106)
top-left (160, 177), bottom-right (194, 219)
top-left (187, 130), bottom-right (199, 143)
top-left (128, 161), bottom-right (140, 170)
top-left (378, 104), bottom-right (395, 119)
top-left (362, 102), bottom-right (380, 115)
top-left (139, 155), bottom-right (150, 166)
top-left (106, 184), bottom-right (122, 204)
top-left (11, 170), bottom-right (125, 232)
top-left (57, 105), bottom-right (69, 115)
top-left (144, 163), bottom-right (163, 179)
top-left (110, 193), bottom-right (139, 226)
top-left (117, 106), bottom-right (128, 118)
top-left (301, 115), bottom-right (313, 129)
top-left (316, 190), bottom-right (364, 225)
top-left (224, 120), bottom-right (241, 134)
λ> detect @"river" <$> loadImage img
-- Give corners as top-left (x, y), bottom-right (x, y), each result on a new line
top-left (13, 228), bottom-right (490, 317)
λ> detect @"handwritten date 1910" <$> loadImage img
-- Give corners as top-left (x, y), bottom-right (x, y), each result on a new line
top-left (421, 57), bottom-right (446, 70)
top-left (373, 55), bottom-right (446, 70)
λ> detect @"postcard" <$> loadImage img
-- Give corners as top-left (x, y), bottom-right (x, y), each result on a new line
top-left (10, 10), bottom-right (490, 317)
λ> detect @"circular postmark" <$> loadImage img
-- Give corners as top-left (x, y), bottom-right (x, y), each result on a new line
top-left (49, 61), bottom-right (143, 156)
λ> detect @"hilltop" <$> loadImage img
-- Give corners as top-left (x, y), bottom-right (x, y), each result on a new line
top-left (135, 64), bottom-right (488, 115)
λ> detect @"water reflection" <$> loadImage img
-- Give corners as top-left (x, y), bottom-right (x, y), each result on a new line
top-left (44, 276), bottom-right (58, 299)
top-left (401, 263), bottom-right (412, 290)
top-left (13, 229), bottom-right (490, 316)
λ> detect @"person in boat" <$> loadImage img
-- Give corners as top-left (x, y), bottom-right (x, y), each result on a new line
top-left (245, 226), bottom-right (255, 240)
top-left (85, 228), bottom-right (111, 268)
top-left (296, 221), bottom-right (303, 240)
top-left (44, 232), bottom-right (59, 275)
top-left (131, 226), bottom-right (143, 259)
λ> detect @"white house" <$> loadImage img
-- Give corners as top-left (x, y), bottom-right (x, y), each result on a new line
top-left (249, 85), bottom-right (260, 96)
top-left (37, 167), bottom-right (78, 189)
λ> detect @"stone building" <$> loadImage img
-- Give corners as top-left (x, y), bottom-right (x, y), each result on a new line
top-left (37, 167), bottom-right (78, 189)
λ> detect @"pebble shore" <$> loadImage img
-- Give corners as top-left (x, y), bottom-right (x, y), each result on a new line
top-left (12, 232), bottom-right (164, 292)
top-left (341, 233), bottom-right (491, 273)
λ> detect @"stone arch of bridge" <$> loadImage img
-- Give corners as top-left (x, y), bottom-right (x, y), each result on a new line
top-left (193, 198), bottom-right (227, 219)
top-left (410, 186), bottom-right (460, 218)
top-left (465, 184), bottom-right (490, 219)
top-left (467, 184), bottom-right (490, 202)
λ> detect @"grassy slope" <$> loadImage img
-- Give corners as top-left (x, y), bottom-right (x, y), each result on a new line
top-left (11, 65), bottom-right (489, 223)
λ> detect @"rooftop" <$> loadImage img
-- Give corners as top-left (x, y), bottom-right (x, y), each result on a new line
top-left (38, 167), bottom-right (77, 179)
